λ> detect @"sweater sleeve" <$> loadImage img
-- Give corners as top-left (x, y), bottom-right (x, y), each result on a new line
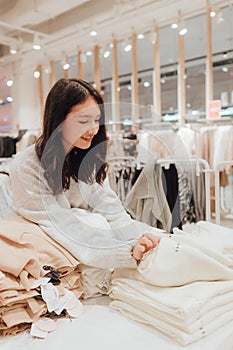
top-left (9, 153), bottom-right (139, 269)
top-left (87, 177), bottom-right (154, 241)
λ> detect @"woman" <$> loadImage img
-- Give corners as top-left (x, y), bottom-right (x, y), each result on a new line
top-left (9, 78), bottom-right (161, 269)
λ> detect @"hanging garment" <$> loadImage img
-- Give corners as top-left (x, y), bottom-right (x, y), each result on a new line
top-left (161, 164), bottom-right (182, 231)
top-left (0, 130), bottom-right (26, 158)
top-left (125, 157), bottom-right (172, 232)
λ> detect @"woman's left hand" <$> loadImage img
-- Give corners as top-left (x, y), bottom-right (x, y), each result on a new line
top-left (132, 233), bottom-right (161, 263)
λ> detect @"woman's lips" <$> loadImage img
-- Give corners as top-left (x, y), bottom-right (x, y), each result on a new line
top-left (81, 136), bottom-right (92, 142)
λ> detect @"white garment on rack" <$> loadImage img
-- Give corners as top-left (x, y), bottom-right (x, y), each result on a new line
top-left (212, 125), bottom-right (233, 170)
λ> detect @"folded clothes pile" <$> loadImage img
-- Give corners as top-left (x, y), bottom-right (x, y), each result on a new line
top-left (110, 221), bottom-right (233, 345)
top-left (0, 217), bottom-right (83, 337)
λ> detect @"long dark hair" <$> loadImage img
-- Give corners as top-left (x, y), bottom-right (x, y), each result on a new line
top-left (35, 78), bottom-right (108, 195)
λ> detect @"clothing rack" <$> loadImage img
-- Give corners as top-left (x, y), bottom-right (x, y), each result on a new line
top-left (214, 160), bottom-right (233, 225)
top-left (107, 155), bottom-right (211, 222)
top-left (156, 157), bottom-right (211, 222)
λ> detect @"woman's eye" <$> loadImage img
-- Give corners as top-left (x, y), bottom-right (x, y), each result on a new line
top-left (95, 119), bottom-right (100, 123)
top-left (78, 121), bottom-right (88, 124)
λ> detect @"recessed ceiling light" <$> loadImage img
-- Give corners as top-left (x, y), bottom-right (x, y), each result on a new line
top-left (90, 30), bottom-right (97, 37)
top-left (104, 50), bottom-right (110, 58)
top-left (137, 34), bottom-right (144, 39)
top-left (6, 79), bottom-right (14, 87)
top-left (144, 81), bottom-right (150, 87)
top-left (124, 44), bottom-right (132, 52)
top-left (34, 70), bottom-right (40, 79)
top-left (171, 23), bottom-right (178, 29)
top-left (63, 63), bottom-right (70, 70)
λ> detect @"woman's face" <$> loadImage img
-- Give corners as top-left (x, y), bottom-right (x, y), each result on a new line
top-left (62, 96), bottom-right (101, 152)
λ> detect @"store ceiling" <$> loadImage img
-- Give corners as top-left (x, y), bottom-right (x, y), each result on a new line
top-left (0, 0), bottom-right (231, 67)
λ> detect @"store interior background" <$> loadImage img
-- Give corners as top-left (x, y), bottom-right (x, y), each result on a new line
top-left (0, 0), bottom-right (232, 130)
top-left (0, 0), bottom-right (232, 227)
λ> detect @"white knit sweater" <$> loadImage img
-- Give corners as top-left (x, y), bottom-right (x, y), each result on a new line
top-left (9, 145), bottom-right (156, 269)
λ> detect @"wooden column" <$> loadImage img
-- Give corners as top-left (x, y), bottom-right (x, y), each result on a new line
top-left (132, 32), bottom-right (139, 122)
top-left (78, 50), bottom-right (84, 79)
top-left (94, 45), bottom-right (101, 91)
top-left (112, 38), bottom-right (120, 131)
top-left (63, 55), bottom-right (69, 79)
top-left (206, 0), bottom-right (213, 118)
top-left (177, 10), bottom-right (186, 124)
top-left (37, 64), bottom-right (44, 127)
top-left (152, 24), bottom-right (161, 118)
top-left (49, 60), bottom-right (55, 88)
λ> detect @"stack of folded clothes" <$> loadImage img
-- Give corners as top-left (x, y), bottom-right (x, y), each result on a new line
top-left (0, 217), bottom-right (83, 337)
top-left (110, 221), bottom-right (233, 345)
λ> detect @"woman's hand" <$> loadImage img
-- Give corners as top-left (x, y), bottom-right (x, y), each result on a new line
top-left (132, 233), bottom-right (161, 263)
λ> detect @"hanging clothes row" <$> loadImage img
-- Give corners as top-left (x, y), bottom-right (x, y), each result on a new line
top-left (107, 157), bottom-right (141, 203)
top-left (107, 156), bottom-right (207, 233)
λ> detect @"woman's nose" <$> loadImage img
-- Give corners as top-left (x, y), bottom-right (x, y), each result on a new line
top-left (89, 125), bottom-right (99, 135)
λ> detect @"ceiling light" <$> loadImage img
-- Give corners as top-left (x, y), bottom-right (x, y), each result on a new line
top-left (124, 44), bottom-right (132, 52)
top-left (160, 78), bottom-right (166, 84)
top-left (179, 27), bottom-right (187, 36)
top-left (179, 24), bottom-right (188, 36)
top-left (178, 14), bottom-right (188, 36)
top-left (171, 23), bottom-right (178, 29)
top-left (6, 96), bottom-right (13, 103)
top-left (6, 79), bottom-right (14, 87)
top-left (32, 33), bottom-right (42, 50)
top-left (222, 67), bottom-right (228, 72)
top-left (210, 10), bottom-right (216, 17)
top-left (137, 33), bottom-right (144, 39)
top-left (223, 52), bottom-right (228, 59)
top-left (90, 30), bottom-right (97, 37)
top-left (9, 47), bottom-right (17, 55)
top-left (33, 43), bottom-right (41, 50)
top-left (86, 50), bottom-right (93, 56)
top-left (150, 32), bottom-right (157, 44)
top-left (63, 63), bottom-right (70, 70)
top-left (44, 67), bottom-right (51, 74)
top-left (34, 70), bottom-right (40, 79)
top-left (216, 10), bottom-right (224, 23)
top-left (104, 50), bottom-right (110, 58)
top-left (143, 81), bottom-right (150, 87)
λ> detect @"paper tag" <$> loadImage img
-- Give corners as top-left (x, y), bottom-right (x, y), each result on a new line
top-left (30, 323), bottom-right (48, 339)
top-left (31, 277), bottom-right (51, 289)
top-left (35, 318), bottom-right (57, 333)
top-left (41, 283), bottom-right (59, 312)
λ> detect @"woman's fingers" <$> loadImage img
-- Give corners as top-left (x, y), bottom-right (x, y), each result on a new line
top-left (139, 234), bottom-right (161, 250)
top-left (138, 236), bottom-right (154, 250)
top-left (144, 233), bottom-right (161, 247)
top-left (132, 244), bottom-right (145, 261)
top-left (132, 234), bottom-right (161, 263)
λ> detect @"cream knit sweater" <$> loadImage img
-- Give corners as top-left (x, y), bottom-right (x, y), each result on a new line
top-left (9, 145), bottom-right (158, 269)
